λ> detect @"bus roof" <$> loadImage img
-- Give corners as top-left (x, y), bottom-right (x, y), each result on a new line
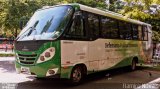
top-left (41, 3), bottom-right (151, 27)
top-left (76, 4), bottom-right (151, 27)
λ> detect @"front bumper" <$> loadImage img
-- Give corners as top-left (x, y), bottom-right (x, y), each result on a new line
top-left (15, 61), bottom-right (60, 78)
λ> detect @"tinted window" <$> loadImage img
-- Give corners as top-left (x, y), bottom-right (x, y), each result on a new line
top-left (101, 17), bottom-right (119, 39)
top-left (66, 11), bottom-right (85, 38)
top-left (138, 26), bottom-right (143, 40)
top-left (88, 13), bottom-right (99, 38)
top-left (142, 26), bottom-right (148, 40)
top-left (132, 24), bottom-right (139, 40)
top-left (119, 22), bottom-right (132, 40)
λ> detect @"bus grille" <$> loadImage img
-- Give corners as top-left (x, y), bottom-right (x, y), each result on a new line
top-left (17, 54), bottom-right (37, 65)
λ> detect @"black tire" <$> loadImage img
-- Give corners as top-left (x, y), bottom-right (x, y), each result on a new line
top-left (131, 59), bottom-right (136, 71)
top-left (36, 77), bottom-right (46, 81)
top-left (70, 66), bottom-right (83, 85)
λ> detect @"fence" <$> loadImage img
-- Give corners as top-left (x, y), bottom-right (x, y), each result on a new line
top-left (0, 38), bottom-right (14, 52)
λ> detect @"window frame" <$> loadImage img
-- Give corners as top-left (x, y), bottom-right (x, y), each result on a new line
top-left (118, 21), bottom-right (133, 40)
top-left (100, 16), bottom-right (119, 39)
top-left (131, 24), bottom-right (139, 40)
top-left (142, 25), bottom-right (148, 41)
top-left (61, 9), bottom-right (149, 41)
top-left (62, 10), bottom-right (88, 41)
top-left (85, 12), bottom-right (100, 40)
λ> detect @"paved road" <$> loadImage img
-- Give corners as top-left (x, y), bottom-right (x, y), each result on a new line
top-left (0, 57), bottom-right (160, 89)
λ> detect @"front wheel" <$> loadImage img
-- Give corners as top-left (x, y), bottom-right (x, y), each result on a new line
top-left (70, 66), bottom-right (83, 85)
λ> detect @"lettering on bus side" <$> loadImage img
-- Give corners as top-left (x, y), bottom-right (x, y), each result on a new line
top-left (105, 42), bottom-right (138, 48)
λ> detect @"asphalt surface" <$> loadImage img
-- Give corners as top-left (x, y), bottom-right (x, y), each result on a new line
top-left (0, 57), bottom-right (160, 89)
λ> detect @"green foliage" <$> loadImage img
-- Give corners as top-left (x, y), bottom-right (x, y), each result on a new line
top-left (0, 0), bottom-right (160, 42)
top-left (0, 0), bottom-right (107, 38)
top-left (121, 0), bottom-right (160, 41)
top-left (121, 0), bottom-right (152, 21)
top-left (0, 53), bottom-right (15, 57)
top-left (65, 0), bottom-right (107, 9)
top-left (0, 0), bottom-right (58, 38)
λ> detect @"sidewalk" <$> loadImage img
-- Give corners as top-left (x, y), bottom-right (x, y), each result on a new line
top-left (0, 49), bottom-right (14, 54)
top-left (0, 57), bottom-right (34, 83)
top-left (0, 57), bottom-right (15, 61)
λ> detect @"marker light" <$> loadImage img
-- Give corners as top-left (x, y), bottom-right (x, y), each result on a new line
top-left (45, 52), bottom-right (51, 58)
top-left (48, 70), bottom-right (55, 75)
top-left (46, 68), bottom-right (58, 76)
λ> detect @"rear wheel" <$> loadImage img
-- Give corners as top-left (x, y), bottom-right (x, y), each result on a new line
top-left (131, 59), bottom-right (136, 71)
top-left (36, 77), bottom-right (46, 81)
top-left (70, 66), bottom-right (83, 85)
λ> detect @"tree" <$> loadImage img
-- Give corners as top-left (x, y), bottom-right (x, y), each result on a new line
top-left (120, 0), bottom-right (160, 41)
top-left (0, 0), bottom-right (58, 38)
top-left (63, 0), bottom-right (107, 9)
top-left (0, 0), bottom-right (160, 41)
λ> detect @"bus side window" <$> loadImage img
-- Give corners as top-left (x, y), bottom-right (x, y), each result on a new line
top-left (119, 22), bottom-right (132, 40)
top-left (138, 26), bottom-right (143, 40)
top-left (142, 26), bottom-right (148, 41)
top-left (87, 13), bottom-right (99, 40)
top-left (125, 23), bottom-right (132, 40)
top-left (132, 24), bottom-right (139, 40)
top-left (66, 11), bottom-right (85, 39)
top-left (101, 17), bottom-right (119, 39)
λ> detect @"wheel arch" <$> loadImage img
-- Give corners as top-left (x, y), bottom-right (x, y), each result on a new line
top-left (73, 63), bottom-right (87, 76)
top-left (133, 56), bottom-right (138, 63)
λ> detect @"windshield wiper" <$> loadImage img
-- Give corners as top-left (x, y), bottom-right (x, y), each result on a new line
top-left (16, 21), bottom-right (39, 41)
top-left (16, 27), bottom-right (32, 40)
top-left (27, 27), bottom-right (34, 36)
top-left (27, 21), bottom-right (39, 36)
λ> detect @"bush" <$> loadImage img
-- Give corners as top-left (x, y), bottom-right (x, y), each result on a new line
top-left (0, 54), bottom-right (15, 57)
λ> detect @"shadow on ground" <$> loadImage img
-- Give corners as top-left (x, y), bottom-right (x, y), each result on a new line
top-left (16, 66), bottom-right (152, 89)
top-left (1, 60), bottom-right (159, 89)
top-left (0, 61), bottom-right (15, 73)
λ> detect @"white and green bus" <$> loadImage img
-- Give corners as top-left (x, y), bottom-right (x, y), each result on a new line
top-left (15, 3), bottom-right (152, 84)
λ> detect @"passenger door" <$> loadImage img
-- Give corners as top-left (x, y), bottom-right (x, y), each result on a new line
top-left (87, 13), bottom-right (100, 71)
top-left (61, 11), bottom-right (88, 68)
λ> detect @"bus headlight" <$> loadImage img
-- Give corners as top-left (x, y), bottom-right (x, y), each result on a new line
top-left (37, 47), bottom-right (55, 64)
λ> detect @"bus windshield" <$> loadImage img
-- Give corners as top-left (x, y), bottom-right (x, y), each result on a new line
top-left (17, 6), bottom-right (73, 41)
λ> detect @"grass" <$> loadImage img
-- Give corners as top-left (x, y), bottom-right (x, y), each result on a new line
top-left (150, 65), bottom-right (160, 71)
top-left (0, 53), bottom-right (15, 57)
top-left (140, 64), bottom-right (160, 71)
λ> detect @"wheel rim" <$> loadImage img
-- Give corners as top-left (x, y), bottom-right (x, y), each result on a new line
top-left (72, 68), bottom-right (82, 82)
top-left (132, 60), bottom-right (136, 70)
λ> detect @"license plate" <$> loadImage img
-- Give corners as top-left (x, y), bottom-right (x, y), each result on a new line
top-left (21, 67), bottom-right (30, 74)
